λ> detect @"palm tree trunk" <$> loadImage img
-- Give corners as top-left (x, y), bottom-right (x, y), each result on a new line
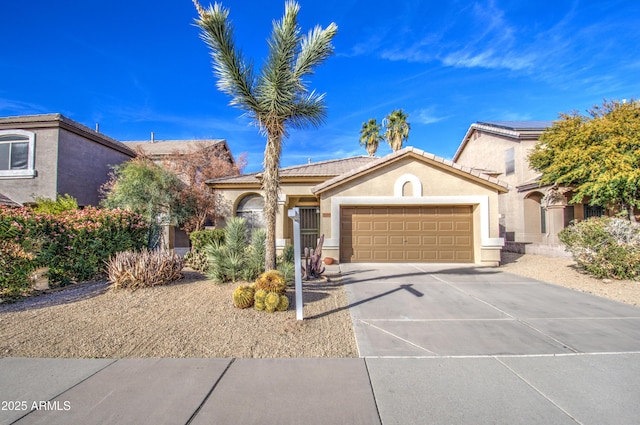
top-left (262, 131), bottom-right (282, 270)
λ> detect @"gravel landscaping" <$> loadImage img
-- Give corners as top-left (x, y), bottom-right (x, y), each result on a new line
top-left (0, 270), bottom-right (358, 358)
top-left (1, 253), bottom-right (638, 359)
top-left (500, 252), bottom-right (640, 306)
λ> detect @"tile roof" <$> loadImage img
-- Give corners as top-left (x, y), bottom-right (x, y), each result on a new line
top-left (207, 156), bottom-right (376, 185)
top-left (477, 121), bottom-right (553, 131)
top-left (0, 193), bottom-right (21, 207)
top-left (0, 113), bottom-right (135, 157)
top-left (122, 139), bottom-right (226, 156)
top-left (312, 147), bottom-right (510, 194)
top-left (453, 120), bottom-right (553, 162)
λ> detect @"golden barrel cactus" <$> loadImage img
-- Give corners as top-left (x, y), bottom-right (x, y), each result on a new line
top-left (232, 284), bottom-right (255, 309)
top-left (254, 270), bottom-right (286, 294)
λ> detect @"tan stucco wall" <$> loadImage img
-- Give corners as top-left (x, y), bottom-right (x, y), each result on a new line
top-left (455, 130), bottom-right (542, 243)
top-left (215, 155), bottom-right (504, 265)
top-left (316, 156), bottom-right (503, 265)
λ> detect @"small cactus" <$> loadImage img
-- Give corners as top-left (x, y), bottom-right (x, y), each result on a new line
top-left (254, 288), bottom-right (268, 303)
top-left (302, 234), bottom-right (325, 280)
top-left (232, 284), bottom-right (255, 309)
top-left (254, 270), bottom-right (286, 294)
top-left (264, 291), bottom-right (281, 313)
top-left (254, 300), bottom-right (265, 311)
top-left (277, 294), bottom-right (289, 311)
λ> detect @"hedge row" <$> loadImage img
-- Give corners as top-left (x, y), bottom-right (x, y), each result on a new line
top-left (0, 206), bottom-right (149, 297)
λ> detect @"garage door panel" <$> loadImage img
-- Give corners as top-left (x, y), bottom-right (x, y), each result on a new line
top-left (438, 221), bottom-right (454, 231)
top-left (423, 236), bottom-right (437, 246)
top-left (456, 222), bottom-right (471, 232)
top-left (439, 236), bottom-right (454, 246)
top-left (422, 222), bottom-right (437, 231)
top-left (456, 236), bottom-right (472, 246)
top-left (356, 235), bottom-right (372, 245)
top-left (373, 235), bottom-right (389, 245)
top-left (356, 222), bottom-right (372, 232)
top-left (389, 221), bottom-right (405, 231)
top-left (373, 221), bottom-right (389, 231)
top-left (405, 235), bottom-right (421, 245)
top-left (405, 221), bottom-right (421, 231)
top-left (341, 206), bottom-right (473, 263)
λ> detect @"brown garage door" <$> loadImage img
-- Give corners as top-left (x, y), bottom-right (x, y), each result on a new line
top-left (340, 206), bottom-right (473, 263)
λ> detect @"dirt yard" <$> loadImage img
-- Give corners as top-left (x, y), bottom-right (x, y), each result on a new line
top-left (0, 270), bottom-right (358, 358)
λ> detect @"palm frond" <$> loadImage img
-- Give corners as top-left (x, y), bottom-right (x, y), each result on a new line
top-left (294, 22), bottom-right (338, 81)
top-left (286, 91), bottom-right (327, 129)
top-left (256, 2), bottom-right (300, 118)
top-left (194, 2), bottom-right (260, 115)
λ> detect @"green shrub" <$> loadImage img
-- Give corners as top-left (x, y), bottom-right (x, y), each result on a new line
top-left (559, 216), bottom-right (640, 279)
top-left (32, 194), bottom-right (79, 215)
top-left (243, 229), bottom-right (266, 281)
top-left (276, 261), bottom-right (295, 285)
top-left (0, 205), bottom-right (150, 287)
top-left (106, 249), bottom-right (183, 289)
top-left (184, 250), bottom-right (210, 272)
top-left (189, 228), bottom-right (225, 252)
top-left (278, 244), bottom-right (295, 265)
top-left (0, 240), bottom-right (36, 298)
top-left (205, 217), bottom-right (260, 283)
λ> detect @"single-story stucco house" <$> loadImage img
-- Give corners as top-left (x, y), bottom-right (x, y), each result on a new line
top-left (208, 147), bottom-right (509, 266)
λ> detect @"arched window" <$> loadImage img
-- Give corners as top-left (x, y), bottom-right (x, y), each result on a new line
top-left (0, 130), bottom-right (36, 178)
top-left (236, 194), bottom-right (265, 230)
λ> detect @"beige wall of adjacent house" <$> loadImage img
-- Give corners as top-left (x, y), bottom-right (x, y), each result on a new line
top-left (455, 131), bottom-right (541, 243)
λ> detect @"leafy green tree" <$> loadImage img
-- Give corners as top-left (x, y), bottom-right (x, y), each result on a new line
top-left (101, 157), bottom-right (196, 245)
top-left (193, 0), bottom-right (338, 270)
top-left (359, 118), bottom-right (383, 156)
top-left (384, 109), bottom-right (410, 152)
top-left (529, 99), bottom-right (640, 221)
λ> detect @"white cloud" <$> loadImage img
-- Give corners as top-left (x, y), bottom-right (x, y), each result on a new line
top-left (413, 107), bottom-right (448, 125)
top-left (441, 49), bottom-right (536, 71)
top-left (0, 98), bottom-right (49, 115)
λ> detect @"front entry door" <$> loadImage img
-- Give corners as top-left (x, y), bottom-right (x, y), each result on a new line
top-left (299, 207), bottom-right (319, 251)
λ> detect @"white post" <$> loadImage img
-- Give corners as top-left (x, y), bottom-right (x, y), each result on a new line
top-left (288, 208), bottom-right (304, 320)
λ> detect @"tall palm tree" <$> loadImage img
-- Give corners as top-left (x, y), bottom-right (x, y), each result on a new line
top-left (193, 1), bottom-right (337, 270)
top-left (384, 109), bottom-right (410, 152)
top-left (359, 119), bottom-right (383, 156)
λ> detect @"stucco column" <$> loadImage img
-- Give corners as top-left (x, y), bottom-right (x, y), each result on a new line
top-left (275, 194), bottom-right (287, 249)
top-left (545, 205), bottom-right (566, 245)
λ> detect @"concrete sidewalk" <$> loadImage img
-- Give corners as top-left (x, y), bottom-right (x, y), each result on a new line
top-left (2, 354), bottom-right (640, 425)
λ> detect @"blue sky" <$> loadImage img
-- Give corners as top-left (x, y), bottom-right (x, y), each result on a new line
top-left (2, 0), bottom-right (639, 172)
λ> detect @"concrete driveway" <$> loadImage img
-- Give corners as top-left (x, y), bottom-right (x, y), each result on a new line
top-left (341, 263), bottom-right (640, 424)
top-left (341, 263), bottom-right (640, 357)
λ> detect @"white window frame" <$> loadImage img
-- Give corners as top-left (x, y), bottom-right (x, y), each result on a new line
top-left (0, 130), bottom-right (36, 178)
top-left (504, 147), bottom-right (515, 175)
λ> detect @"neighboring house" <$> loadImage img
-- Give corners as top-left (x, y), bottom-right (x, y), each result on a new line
top-left (122, 137), bottom-right (233, 167)
top-left (208, 147), bottom-right (508, 266)
top-left (453, 121), bottom-right (600, 256)
top-left (0, 114), bottom-right (135, 207)
top-left (123, 138), bottom-right (235, 255)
